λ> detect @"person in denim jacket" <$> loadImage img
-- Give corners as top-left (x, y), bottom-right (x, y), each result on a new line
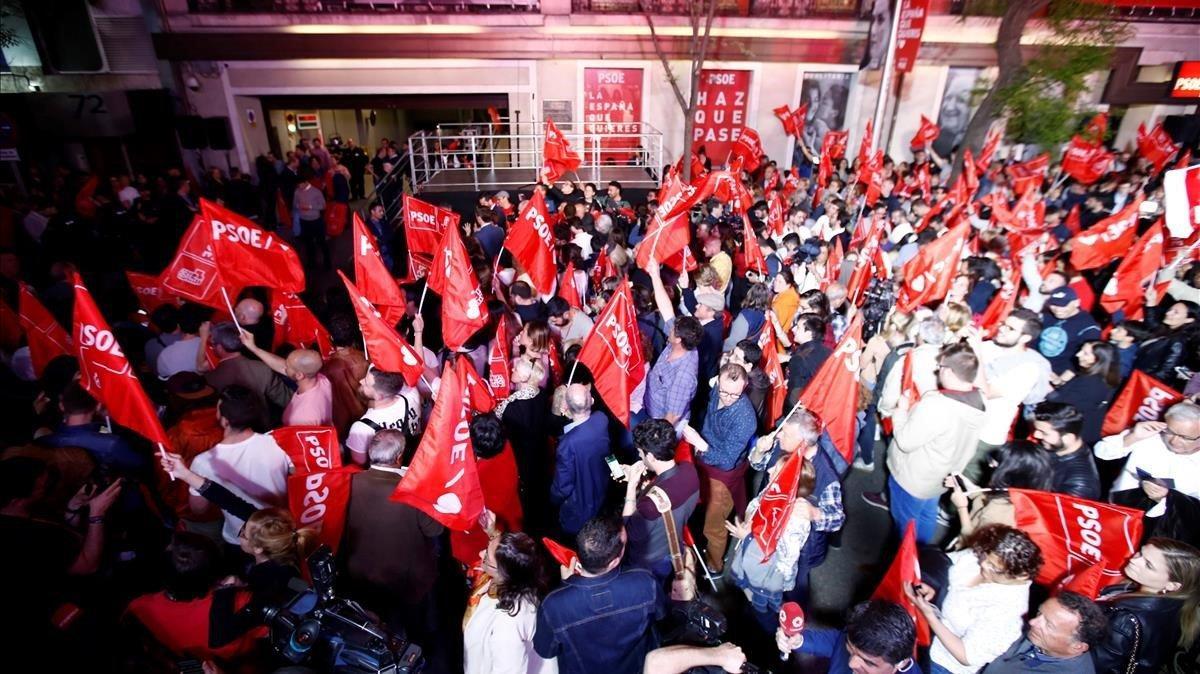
top-left (533, 516), bottom-right (666, 674)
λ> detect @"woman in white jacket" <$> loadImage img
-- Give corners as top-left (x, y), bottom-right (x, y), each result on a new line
top-left (464, 530), bottom-right (558, 674)
top-left (905, 524), bottom-right (1044, 674)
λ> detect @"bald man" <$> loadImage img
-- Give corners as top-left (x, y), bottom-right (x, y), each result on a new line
top-left (239, 332), bottom-right (333, 426)
top-left (550, 383), bottom-right (611, 537)
top-left (235, 297), bottom-right (274, 351)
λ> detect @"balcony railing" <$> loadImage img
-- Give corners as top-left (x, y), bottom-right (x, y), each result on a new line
top-left (570, 0), bottom-right (861, 17)
top-left (187, 0), bottom-right (538, 13)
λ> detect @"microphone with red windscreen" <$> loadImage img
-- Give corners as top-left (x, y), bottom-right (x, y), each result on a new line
top-left (778, 601), bottom-right (806, 661)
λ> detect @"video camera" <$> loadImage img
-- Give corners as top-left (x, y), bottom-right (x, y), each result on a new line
top-left (262, 546), bottom-right (424, 674)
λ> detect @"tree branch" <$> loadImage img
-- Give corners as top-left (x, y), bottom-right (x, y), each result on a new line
top-left (642, 1), bottom-right (689, 116)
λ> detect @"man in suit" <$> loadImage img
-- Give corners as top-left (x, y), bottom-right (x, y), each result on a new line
top-left (340, 430), bottom-right (444, 656)
top-left (550, 384), bottom-right (611, 537)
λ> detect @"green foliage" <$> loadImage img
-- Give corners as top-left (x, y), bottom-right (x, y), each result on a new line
top-left (963, 0), bottom-right (1131, 148)
top-left (0, 0), bottom-right (23, 50)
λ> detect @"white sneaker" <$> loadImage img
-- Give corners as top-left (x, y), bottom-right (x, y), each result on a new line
top-left (853, 457), bottom-right (875, 471)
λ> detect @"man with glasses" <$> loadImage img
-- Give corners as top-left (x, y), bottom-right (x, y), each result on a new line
top-left (1094, 401), bottom-right (1200, 518)
top-left (695, 364), bottom-right (758, 573)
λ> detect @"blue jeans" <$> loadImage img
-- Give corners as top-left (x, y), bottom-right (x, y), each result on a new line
top-left (930, 662), bottom-right (955, 674)
top-left (888, 476), bottom-right (939, 544)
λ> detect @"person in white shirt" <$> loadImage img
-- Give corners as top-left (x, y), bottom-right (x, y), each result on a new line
top-left (188, 386), bottom-right (293, 545)
top-left (1093, 401), bottom-right (1200, 518)
top-left (156, 304), bottom-right (207, 380)
top-left (546, 297), bottom-right (594, 345)
top-left (969, 308), bottom-right (1053, 481)
top-left (905, 524), bottom-right (1042, 674)
top-left (346, 368), bottom-right (421, 465)
top-left (464, 523), bottom-right (558, 674)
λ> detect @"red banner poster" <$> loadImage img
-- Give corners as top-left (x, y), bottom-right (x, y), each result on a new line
top-left (692, 69), bottom-right (753, 163)
top-left (583, 67), bottom-right (643, 163)
top-left (893, 0), bottom-right (931, 73)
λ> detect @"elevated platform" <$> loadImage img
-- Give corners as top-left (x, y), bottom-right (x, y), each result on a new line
top-left (415, 165), bottom-right (661, 194)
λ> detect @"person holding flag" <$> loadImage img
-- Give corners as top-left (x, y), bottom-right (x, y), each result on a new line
top-left (905, 524), bottom-right (1044, 674)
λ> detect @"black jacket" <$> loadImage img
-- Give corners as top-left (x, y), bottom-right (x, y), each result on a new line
top-left (1093, 584), bottom-right (1183, 674)
top-left (1050, 447), bottom-right (1101, 500)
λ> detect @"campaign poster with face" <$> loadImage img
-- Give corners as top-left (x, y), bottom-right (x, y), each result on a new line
top-left (935, 67), bottom-right (982, 157)
top-left (799, 71), bottom-right (853, 152)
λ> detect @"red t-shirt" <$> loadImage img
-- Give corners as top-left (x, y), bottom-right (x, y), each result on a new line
top-left (449, 443), bottom-right (525, 565)
top-left (126, 590), bottom-right (263, 661)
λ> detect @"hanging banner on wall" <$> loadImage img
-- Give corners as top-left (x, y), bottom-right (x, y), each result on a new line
top-left (692, 69), bottom-right (753, 164)
top-left (893, 0), bottom-right (930, 73)
top-left (934, 67), bottom-right (984, 158)
top-left (583, 67), bottom-right (643, 163)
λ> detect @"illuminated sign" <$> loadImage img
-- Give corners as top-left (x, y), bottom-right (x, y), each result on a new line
top-left (1171, 61), bottom-right (1200, 99)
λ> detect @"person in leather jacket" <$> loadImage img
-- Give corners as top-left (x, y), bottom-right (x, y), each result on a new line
top-left (1093, 538), bottom-right (1200, 674)
top-left (1133, 301), bottom-right (1198, 390)
top-left (1031, 402), bottom-right (1101, 500)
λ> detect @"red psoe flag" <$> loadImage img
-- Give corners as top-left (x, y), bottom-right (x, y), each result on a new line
top-left (289, 468), bottom-right (355, 554)
top-left (741, 215), bottom-right (767, 276)
top-left (729, 127), bottom-right (763, 173)
top-left (271, 426), bottom-right (343, 475)
top-left (161, 216), bottom-right (228, 309)
top-left (487, 316), bottom-right (513, 402)
top-left (1137, 123), bottom-right (1180, 173)
top-left (636, 172), bottom-right (699, 269)
top-left (576, 283), bottom-right (645, 426)
top-left (558, 262), bottom-right (583, 310)
top-left (1061, 136), bottom-right (1113, 185)
top-left (857, 119), bottom-right (874, 170)
top-left (1084, 111), bottom-right (1108, 142)
top-left (1069, 196), bottom-right (1143, 270)
top-left (750, 451), bottom-right (804, 560)
top-left (337, 270), bottom-right (424, 386)
top-left (766, 191), bottom-right (785, 237)
top-left (72, 274), bottom-right (168, 447)
top-left (871, 522), bottom-right (932, 647)
top-left (979, 266), bottom-right (1022, 338)
top-left (402, 194), bottom-right (457, 280)
top-left (352, 213), bottom-right (406, 313)
top-left (909, 115), bottom-right (940, 149)
top-left (757, 326), bottom-right (786, 430)
top-left (459, 356), bottom-right (497, 414)
top-left (897, 222), bottom-right (971, 312)
top-left (17, 282), bottom-right (71, 377)
top-left (774, 105), bottom-right (796, 136)
top-left (541, 119), bottom-right (582, 183)
top-left (976, 126), bottom-right (1001, 174)
top-left (798, 314), bottom-right (864, 463)
top-left (428, 221), bottom-right (488, 351)
top-left (201, 198), bottom-right (304, 293)
top-left (1100, 219), bottom-right (1165, 319)
top-left (543, 537), bottom-right (579, 570)
top-left (390, 361), bottom-right (485, 531)
top-left (1057, 562), bottom-right (1109, 600)
top-left (270, 290), bottom-right (334, 357)
top-left (505, 190), bottom-right (558, 296)
top-left (125, 271), bottom-right (177, 314)
top-left (1102, 370), bottom-right (1183, 437)
top-left (1010, 488), bottom-right (1143, 586)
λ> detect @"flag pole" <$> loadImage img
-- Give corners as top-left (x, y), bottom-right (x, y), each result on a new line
top-left (567, 360), bottom-right (579, 387)
top-left (417, 281), bottom-right (430, 314)
top-left (220, 287), bottom-right (244, 333)
top-left (158, 443), bottom-right (175, 482)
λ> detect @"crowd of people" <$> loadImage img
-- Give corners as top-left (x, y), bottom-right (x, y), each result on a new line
top-left (1, 115), bottom-right (1199, 674)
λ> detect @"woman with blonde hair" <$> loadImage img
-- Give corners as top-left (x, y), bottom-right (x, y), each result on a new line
top-left (937, 301), bottom-right (975, 341)
top-left (1093, 538), bottom-right (1200, 674)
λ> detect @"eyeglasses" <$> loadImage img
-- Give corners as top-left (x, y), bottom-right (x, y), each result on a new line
top-left (1163, 429), bottom-right (1200, 444)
